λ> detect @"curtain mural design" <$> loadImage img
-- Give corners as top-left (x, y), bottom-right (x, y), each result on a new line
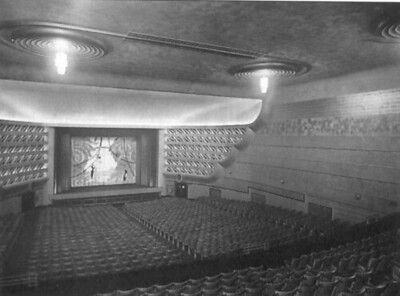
top-left (71, 137), bottom-right (136, 187)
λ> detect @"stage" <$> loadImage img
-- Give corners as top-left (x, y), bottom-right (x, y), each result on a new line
top-left (50, 185), bottom-right (162, 206)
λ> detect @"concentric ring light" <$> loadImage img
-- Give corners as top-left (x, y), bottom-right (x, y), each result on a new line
top-left (375, 18), bottom-right (400, 41)
top-left (0, 24), bottom-right (110, 75)
top-left (229, 60), bottom-right (310, 94)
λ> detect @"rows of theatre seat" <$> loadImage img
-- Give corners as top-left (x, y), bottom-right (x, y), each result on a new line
top-left (9, 205), bottom-right (192, 282)
top-left (0, 213), bottom-right (22, 275)
top-left (123, 197), bottom-right (342, 259)
top-left (97, 228), bottom-right (400, 296)
top-left (197, 196), bottom-right (344, 237)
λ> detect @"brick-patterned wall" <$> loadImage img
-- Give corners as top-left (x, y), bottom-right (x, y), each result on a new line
top-left (0, 122), bottom-right (48, 189)
top-left (163, 127), bottom-right (247, 179)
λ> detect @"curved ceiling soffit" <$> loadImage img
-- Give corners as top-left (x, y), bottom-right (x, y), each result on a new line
top-left (0, 79), bottom-right (262, 128)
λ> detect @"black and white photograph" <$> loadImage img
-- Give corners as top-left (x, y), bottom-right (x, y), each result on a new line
top-left (0, 1), bottom-right (399, 295)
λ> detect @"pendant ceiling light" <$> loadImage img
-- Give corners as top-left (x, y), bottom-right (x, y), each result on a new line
top-left (0, 23), bottom-right (110, 75)
top-left (230, 60), bottom-right (310, 94)
top-left (374, 17), bottom-right (400, 41)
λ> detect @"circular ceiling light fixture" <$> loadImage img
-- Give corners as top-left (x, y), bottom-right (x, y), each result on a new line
top-left (0, 23), bottom-right (110, 75)
top-left (229, 60), bottom-right (310, 94)
top-left (374, 18), bottom-right (400, 41)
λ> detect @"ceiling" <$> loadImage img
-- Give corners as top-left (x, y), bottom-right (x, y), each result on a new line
top-left (0, 1), bottom-right (400, 99)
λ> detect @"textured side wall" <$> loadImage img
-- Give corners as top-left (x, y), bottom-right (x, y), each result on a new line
top-left (191, 88), bottom-right (400, 223)
top-left (0, 121), bottom-right (51, 215)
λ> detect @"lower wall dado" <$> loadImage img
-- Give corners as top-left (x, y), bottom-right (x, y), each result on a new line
top-left (183, 182), bottom-right (394, 223)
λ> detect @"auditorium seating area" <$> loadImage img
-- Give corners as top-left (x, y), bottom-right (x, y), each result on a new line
top-left (123, 197), bottom-right (343, 259)
top-left (97, 228), bottom-right (400, 296)
top-left (197, 196), bottom-right (344, 237)
top-left (0, 214), bottom-right (23, 275)
top-left (0, 197), bottom-right (398, 296)
top-left (5, 205), bottom-right (192, 283)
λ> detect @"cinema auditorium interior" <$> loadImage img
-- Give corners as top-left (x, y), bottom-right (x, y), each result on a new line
top-left (0, 1), bottom-right (399, 296)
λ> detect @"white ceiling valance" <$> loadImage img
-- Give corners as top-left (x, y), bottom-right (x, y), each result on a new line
top-left (0, 80), bottom-right (262, 128)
